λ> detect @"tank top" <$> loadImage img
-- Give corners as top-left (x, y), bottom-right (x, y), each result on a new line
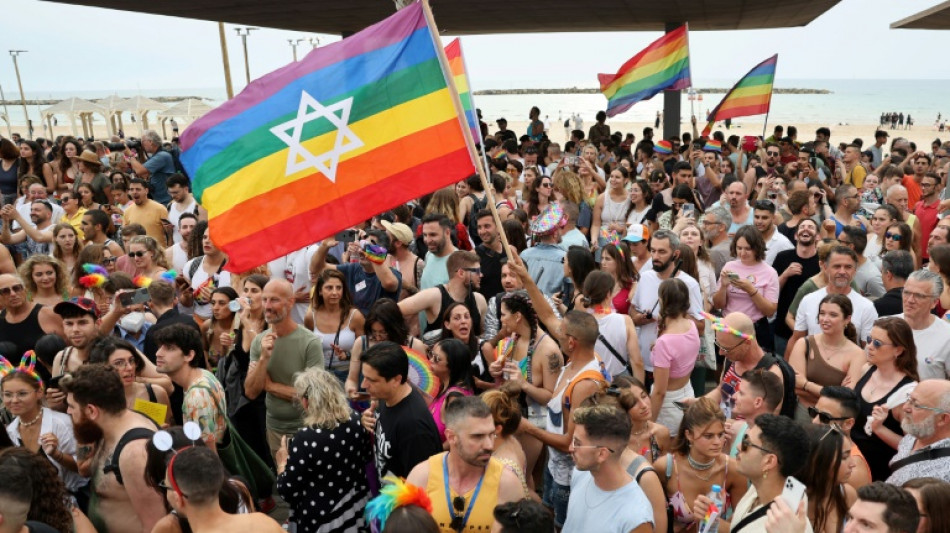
top-left (426, 452), bottom-right (503, 533)
top-left (547, 356), bottom-right (609, 486)
top-left (850, 367), bottom-right (915, 481)
top-left (424, 285), bottom-right (483, 338)
top-left (0, 159), bottom-right (18, 195)
top-left (0, 304), bottom-right (47, 368)
top-left (804, 336), bottom-right (847, 387)
top-left (312, 308), bottom-right (357, 372)
top-left (601, 193), bottom-right (631, 226)
top-left (595, 312), bottom-right (630, 376)
top-left (171, 243), bottom-right (189, 273)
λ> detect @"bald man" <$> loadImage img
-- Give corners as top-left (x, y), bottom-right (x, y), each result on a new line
top-left (0, 273), bottom-right (63, 371)
top-left (887, 379), bottom-right (950, 485)
top-left (245, 279), bottom-right (324, 460)
top-left (701, 312), bottom-right (797, 421)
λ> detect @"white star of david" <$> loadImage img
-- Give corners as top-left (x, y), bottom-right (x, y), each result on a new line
top-left (270, 90), bottom-right (364, 182)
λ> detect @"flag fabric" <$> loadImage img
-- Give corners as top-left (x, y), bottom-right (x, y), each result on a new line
top-left (702, 54), bottom-right (778, 137)
top-left (444, 39), bottom-right (480, 145)
top-left (598, 25), bottom-right (691, 118)
top-left (179, 1), bottom-right (474, 272)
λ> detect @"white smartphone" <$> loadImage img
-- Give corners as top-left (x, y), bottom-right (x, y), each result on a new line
top-left (781, 476), bottom-right (807, 511)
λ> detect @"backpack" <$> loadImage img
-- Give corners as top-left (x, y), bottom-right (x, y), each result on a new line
top-left (167, 146), bottom-right (189, 178)
top-left (466, 193), bottom-right (489, 243)
top-left (103, 427), bottom-right (155, 485)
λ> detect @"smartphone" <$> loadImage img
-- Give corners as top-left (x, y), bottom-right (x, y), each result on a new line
top-left (48, 375), bottom-right (63, 390)
top-left (352, 391), bottom-right (372, 402)
top-left (673, 400), bottom-right (688, 410)
top-left (726, 272), bottom-right (740, 281)
top-left (564, 155), bottom-right (578, 166)
top-left (334, 229), bottom-right (357, 245)
top-left (781, 476), bottom-right (807, 511)
top-left (681, 203), bottom-right (695, 218)
top-left (120, 287), bottom-right (150, 307)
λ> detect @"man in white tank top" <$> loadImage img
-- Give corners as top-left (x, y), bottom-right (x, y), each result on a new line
top-left (166, 174), bottom-right (206, 244)
top-left (165, 213), bottom-right (197, 273)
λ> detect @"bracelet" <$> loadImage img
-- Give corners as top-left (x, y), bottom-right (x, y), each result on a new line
top-left (748, 289), bottom-right (759, 297)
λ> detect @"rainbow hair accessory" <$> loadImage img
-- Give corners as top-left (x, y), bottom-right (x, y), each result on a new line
top-left (79, 274), bottom-right (107, 288)
top-left (82, 263), bottom-right (108, 276)
top-left (600, 227), bottom-right (625, 259)
top-left (365, 476), bottom-right (432, 533)
top-left (133, 275), bottom-right (152, 288)
top-left (702, 312), bottom-right (755, 341)
top-left (364, 244), bottom-right (388, 265)
top-left (0, 351), bottom-right (44, 389)
top-left (135, 271), bottom-right (180, 288)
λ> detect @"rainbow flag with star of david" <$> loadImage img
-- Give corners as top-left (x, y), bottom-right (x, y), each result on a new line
top-left (179, 1), bottom-right (475, 271)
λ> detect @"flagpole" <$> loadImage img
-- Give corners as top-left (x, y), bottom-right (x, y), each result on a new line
top-left (421, 0), bottom-right (514, 262)
top-left (456, 39), bottom-right (493, 181)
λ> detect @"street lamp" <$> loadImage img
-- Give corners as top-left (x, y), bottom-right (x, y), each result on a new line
top-left (9, 50), bottom-right (30, 139)
top-left (288, 38), bottom-right (305, 62)
top-left (308, 37), bottom-right (321, 50)
top-left (233, 27), bottom-right (257, 85)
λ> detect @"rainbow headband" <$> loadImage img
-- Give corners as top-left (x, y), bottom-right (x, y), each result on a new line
top-left (365, 476), bottom-right (432, 533)
top-left (134, 270), bottom-right (178, 288)
top-left (0, 351), bottom-right (44, 389)
top-left (702, 312), bottom-right (755, 341)
top-left (600, 228), bottom-right (625, 259)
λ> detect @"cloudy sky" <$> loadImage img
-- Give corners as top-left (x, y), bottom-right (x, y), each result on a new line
top-left (1, 0), bottom-right (948, 96)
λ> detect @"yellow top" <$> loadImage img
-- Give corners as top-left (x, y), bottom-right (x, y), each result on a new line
top-left (425, 452), bottom-right (503, 533)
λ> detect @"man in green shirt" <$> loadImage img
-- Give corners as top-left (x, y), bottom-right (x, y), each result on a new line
top-left (245, 279), bottom-right (323, 460)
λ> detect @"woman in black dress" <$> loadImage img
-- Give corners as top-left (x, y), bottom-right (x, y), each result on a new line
top-left (850, 317), bottom-right (919, 481)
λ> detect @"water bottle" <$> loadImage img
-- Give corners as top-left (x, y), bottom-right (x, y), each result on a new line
top-left (700, 485), bottom-right (723, 533)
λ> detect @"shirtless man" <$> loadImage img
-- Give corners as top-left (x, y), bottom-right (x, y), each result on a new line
top-left (164, 446), bottom-right (283, 533)
top-left (61, 364), bottom-right (165, 533)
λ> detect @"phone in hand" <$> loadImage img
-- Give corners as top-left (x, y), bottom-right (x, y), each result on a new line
top-left (120, 287), bottom-right (151, 307)
top-left (681, 203), bottom-right (695, 218)
top-left (48, 375), bottom-right (63, 390)
top-left (335, 229), bottom-right (357, 245)
top-left (781, 476), bottom-right (807, 511)
top-left (726, 272), bottom-right (740, 282)
top-left (352, 391), bottom-right (372, 402)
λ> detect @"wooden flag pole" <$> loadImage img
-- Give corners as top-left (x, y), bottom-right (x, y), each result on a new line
top-left (420, 0), bottom-right (514, 262)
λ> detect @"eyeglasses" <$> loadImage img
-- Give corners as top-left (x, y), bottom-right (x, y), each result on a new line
top-left (885, 233), bottom-right (901, 241)
top-left (462, 267), bottom-right (482, 275)
top-left (903, 290), bottom-right (933, 301)
top-left (111, 358), bottom-right (136, 369)
top-left (715, 337), bottom-right (748, 354)
top-left (766, 151), bottom-right (780, 156)
top-left (1, 391), bottom-right (34, 401)
top-left (808, 406), bottom-right (850, 424)
top-left (102, 257), bottom-right (118, 264)
top-left (571, 438), bottom-right (616, 454)
top-left (157, 481), bottom-right (172, 495)
top-left (866, 337), bottom-right (894, 348)
top-left (906, 398), bottom-right (947, 414)
top-left (128, 251), bottom-right (147, 258)
top-left (740, 434), bottom-right (777, 459)
top-left (0, 284), bottom-right (25, 296)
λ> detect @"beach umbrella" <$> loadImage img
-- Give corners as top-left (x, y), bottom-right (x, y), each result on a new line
top-left (96, 95), bottom-right (128, 136)
top-left (116, 96), bottom-right (169, 136)
top-left (158, 99), bottom-right (214, 138)
top-left (41, 97), bottom-right (108, 137)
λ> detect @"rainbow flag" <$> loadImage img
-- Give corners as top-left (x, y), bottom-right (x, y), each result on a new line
top-left (444, 39), bottom-right (479, 144)
top-left (702, 54), bottom-right (778, 137)
top-left (598, 25), bottom-right (691, 118)
top-left (179, 2), bottom-right (474, 271)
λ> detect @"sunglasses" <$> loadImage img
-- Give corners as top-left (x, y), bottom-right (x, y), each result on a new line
top-left (807, 406), bottom-right (849, 424)
top-left (866, 337), bottom-right (894, 348)
top-left (451, 495), bottom-right (467, 532)
top-left (462, 267), bottom-right (482, 275)
top-left (128, 251), bottom-right (147, 258)
top-left (766, 151), bottom-right (780, 156)
top-left (740, 434), bottom-right (776, 458)
top-left (0, 284), bottom-right (25, 296)
top-left (885, 233), bottom-right (901, 241)
top-left (539, 182), bottom-right (552, 188)
top-left (102, 257), bottom-right (118, 264)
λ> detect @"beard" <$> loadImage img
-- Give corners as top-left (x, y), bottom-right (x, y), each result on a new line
top-left (902, 414), bottom-right (937, 439)
top-left (73, 412), bottom-right (104, 444)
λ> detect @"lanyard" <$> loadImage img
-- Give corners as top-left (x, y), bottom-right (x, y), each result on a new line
top-left (442, 452), bottom-right (486, 532)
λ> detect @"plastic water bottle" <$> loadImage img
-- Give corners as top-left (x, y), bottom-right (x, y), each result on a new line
top-left (700, 485), bottom-right (723, 533)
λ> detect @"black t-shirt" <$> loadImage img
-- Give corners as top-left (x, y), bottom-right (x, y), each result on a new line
top-left (776, 221), bottom-right (798, 243)
top-left (374, 387), bottom-right (442, 478)
top-left (772, 248), bottom-right (820, 339)
top-left (475, 244), bottom-right (504, 298)
top-left (27, 522), bottom-right (61, 533)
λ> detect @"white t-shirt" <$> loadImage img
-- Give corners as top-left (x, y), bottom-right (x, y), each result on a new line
top-left (563, 469), bottom-right (654, 533)
top-left (14, 201), bottom-right (64, 231)
top-left (897, 313), bottom-right (950, 380)
top-left (764, 229), bottom-right (794, 266)
top-left (794, 288), bottom-right (878, 341)
top-left (267, 244), bottom-right (318, 324)
top-left (632, 270), bottom-right (704, 371)
top-left (167, 197), bottom-right (198, 244)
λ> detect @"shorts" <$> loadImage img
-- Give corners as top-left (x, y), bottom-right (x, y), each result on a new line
top-left (542, 466), bottom-right (570, 527)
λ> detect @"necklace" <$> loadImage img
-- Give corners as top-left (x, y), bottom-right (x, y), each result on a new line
top-left (687, 453), bottom-right (716, 471)
top-left (20, 411), bottom-right (42, 428)
top-left (631, 422), bottom-right (650, 436)
top-left (591, 304), bottom-right (613, 315)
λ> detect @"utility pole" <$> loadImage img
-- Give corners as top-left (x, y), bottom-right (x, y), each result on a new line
top-left (234, 27), bottom-right (257, 85)
top-left (288, 38), bottom-right (305, 61)
top-left (308, 37), bottom-right (321, 50)
top-left (218, 23), bottom-right (234, 99)
top-left (9, 50), bottom-right (30, 139)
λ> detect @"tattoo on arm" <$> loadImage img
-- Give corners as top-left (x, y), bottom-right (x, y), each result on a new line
top-left (548, 352), bottom-right (562, 373)
top-left (76, 445), bottom-right (94, 462)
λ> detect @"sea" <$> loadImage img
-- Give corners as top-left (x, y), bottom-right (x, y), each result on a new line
top-left (1, 78), bottom-right (946, 130)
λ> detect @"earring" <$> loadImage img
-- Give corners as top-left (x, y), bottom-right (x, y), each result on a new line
top-left (763, 470), bottom-right (768, 480)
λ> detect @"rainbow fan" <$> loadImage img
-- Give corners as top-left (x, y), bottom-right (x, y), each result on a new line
top-left (133, 275), bottom-right (153, 288)
top-left (82, 263), bottom-right (108, 276)
top-left (79, 274), bottom-right (107, 288)
top-left (495, 334), bottom-right (518, 363)
top-left (403, 346), bottom-right (440, 398)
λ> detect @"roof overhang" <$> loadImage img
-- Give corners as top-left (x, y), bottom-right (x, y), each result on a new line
top-left (42, 0), bottom-right (842, 34)
top-left (891, 1), bottom-right (950, 29)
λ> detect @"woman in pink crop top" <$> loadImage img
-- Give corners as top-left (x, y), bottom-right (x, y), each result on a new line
top-left (651, 278), bottom-right (700, 435)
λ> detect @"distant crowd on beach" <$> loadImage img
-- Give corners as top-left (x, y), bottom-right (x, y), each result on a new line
top-left (880, 112), bottom-right (913, 130)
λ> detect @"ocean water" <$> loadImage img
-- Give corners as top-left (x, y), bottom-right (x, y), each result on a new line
top-left (1, 79), bottom-right (946, 129)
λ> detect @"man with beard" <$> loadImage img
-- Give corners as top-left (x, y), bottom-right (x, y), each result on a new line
top-left (407, 396), bottom-right (523, 531)
top-left (398, 250), bottom-right (487, 339)
top-left (772, 220), bottom-right (820, 357)
top-left (418, 213), bottom-right (458, 290)
top-left (0, 201), bottom-right (54, 259)
top-left (81, 209), bottom-right (125, 258)
top-left (630, 230), bottom-right (704, 385)
top-left (789, 247), bottom-right (878, 357)
top-left (122, 178), bottom-right (168, 245)
top-left (61, 364), bottom-right (166, 533)
top-left (886, 379), bottom-right (950, 485)
top-left (312, 229), bottom-right (400, 316)
top-left (245, 279), bottom-right (323, 461)
top-left (474, 210), bottom-right (504, 298)
top-left (47, 297), bottom-right (102, 412)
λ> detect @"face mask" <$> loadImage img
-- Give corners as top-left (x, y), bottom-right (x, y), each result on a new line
top-left (120, 312), bottom-right (145, 333)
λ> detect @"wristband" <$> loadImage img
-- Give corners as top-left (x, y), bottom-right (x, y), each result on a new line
top-left (363, 244), bottom-right (388, 264)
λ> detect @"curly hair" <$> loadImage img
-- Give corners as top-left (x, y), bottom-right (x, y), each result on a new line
top-left (499, 290), bottom-right (538, 345)
top-left (481, 389), bottom-right (522, 437)
top-left (552, 169), bottom-right (585, 206)
top-left (18, 254), bottom-right (67, 297)
top-left (0, 447), bottom-right (72, 533)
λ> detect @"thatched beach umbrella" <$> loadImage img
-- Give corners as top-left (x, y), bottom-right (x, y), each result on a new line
top-left (96, 95), bottom-right (128, 136)
top-left (116, 96), bottom-right (168, 136)
top-left (157, 98), bottom-right (213, 138)
top-left (41, 97), bottom-right (108, 138)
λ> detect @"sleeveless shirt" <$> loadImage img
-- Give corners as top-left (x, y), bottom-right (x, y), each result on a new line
top-left (0, 304), bottom-right (48, 369)
top-left (425, 452), bottom-right (503, 533)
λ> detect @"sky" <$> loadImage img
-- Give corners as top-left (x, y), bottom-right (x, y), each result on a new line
top-left (0, 0), bottom-right (948, 97)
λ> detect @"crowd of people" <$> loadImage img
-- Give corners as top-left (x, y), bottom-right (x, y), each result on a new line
top-left (1, 111), bottom-right (950, 533)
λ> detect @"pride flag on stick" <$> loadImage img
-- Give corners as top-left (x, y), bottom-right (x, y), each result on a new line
top-left (599, 25), bottom-right (691, 118)
top-left (179, 1), bottom-right (475, 272)
top-left (701, 54), bottom-right (778, 137)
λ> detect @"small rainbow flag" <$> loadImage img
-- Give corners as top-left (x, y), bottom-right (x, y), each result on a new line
top-left (704, 140), bottom-right (722, 152)
top-left (180, 2), bottom-right (475, 271)
top-left (444, 39), bottom-right (480, 145)
top-left (598, 25), bottom-right (691, 118)
top-left (702, 55), bottom-right (778, 137)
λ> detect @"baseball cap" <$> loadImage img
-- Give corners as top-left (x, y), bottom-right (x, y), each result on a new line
top-left (623, 224), bottom-right (650, 243)
top-left (380, 220), bottom-right (413, 245)
top-left (54, 297), bottom-right (100, 319)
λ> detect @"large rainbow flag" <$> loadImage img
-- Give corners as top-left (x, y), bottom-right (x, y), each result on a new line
top-left (598, 25), bottom-right (691, 118)
top-left (179, 2), bottom-right (475, 271)
top-left (444, 38), bottom-right (480, 144)
top-left (701, 54), bottom-right (778, 137)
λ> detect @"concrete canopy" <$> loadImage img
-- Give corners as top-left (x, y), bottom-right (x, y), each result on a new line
top-left (43, 0), bottom-right (841, 34)
top-left (891, 1), bottom-right (950, 29)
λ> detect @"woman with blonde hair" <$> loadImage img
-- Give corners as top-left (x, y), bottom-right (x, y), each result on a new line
top-left (51, 223), bottom-right (81, 277)
top-left (276, 367), bottom-right (372, 533)
top-left (424, 186), bottom-right (472, 250)
top-left (18, 254), bottom-right (68, 307)
top-left (127, 235), bottom-right (169, 279)
top-left (552, 169), bottom-right (592, 237)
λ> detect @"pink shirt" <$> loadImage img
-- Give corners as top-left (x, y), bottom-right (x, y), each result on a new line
top-left (721, 260), bottom-right (779, 321)
top-left (651, 321), bottom-right (700, 379)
